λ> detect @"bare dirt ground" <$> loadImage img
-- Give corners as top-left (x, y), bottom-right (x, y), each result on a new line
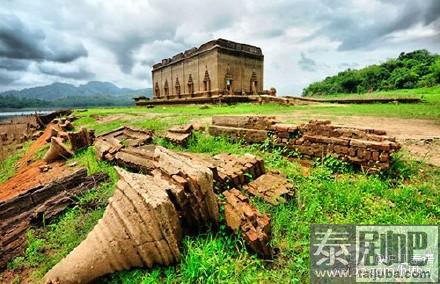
top-left (0, 124), bottom-right (78, 201)
top-left (0, 116), bottom-right (39, 161)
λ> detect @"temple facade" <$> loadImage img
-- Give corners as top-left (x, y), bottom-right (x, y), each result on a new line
top-left (151, 39), bottom-right (264, 100)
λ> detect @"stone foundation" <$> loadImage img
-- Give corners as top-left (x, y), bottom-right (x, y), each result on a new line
top-left (209, 116), bottom-right (401, 171)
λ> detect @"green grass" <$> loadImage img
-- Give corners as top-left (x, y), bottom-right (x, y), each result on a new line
top-left (0, 141), bottom-right (32, 183)
top-left (305, 86), bottom-right (440, 121)
top-left (2, 97), bottom-right (440, 283)
top-left (6, 132), bottom-right (438, 283)
top-left (71, 87), bottom-right (440, 129)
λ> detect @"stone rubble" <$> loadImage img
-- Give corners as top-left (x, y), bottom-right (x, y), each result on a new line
top-left (271, 120), bottom-right (401, 170)
top-left (68, 128), bottom-right (95, 152)
top-left (211, 153), bottom-right (265, 190)
top-left (94, 126), bottom-right (154, 161)
top-left (40, 126), bottom-right (301, 282)
top-left (165, 124), bottom-right (193, 145)
top-left (209, 116), bottom-right (401, 171)
top-left (223, 188), bottom-right (272, 258)
top-left (43, 126), bottom-right (95, 163)
top-left (243, 172), bottom-right (294, 205)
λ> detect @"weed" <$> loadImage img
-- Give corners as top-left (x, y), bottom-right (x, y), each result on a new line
top-left (314, 154), bottom-right (353, 174)
top-left (0, 141), bottom-right (32, 183)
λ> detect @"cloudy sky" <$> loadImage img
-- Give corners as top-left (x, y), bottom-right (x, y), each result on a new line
top-left (1, 0), bottom-right (439, 95)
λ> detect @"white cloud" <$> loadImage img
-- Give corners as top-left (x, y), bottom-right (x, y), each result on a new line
top-left (0, 0), bottom-right (439, 94)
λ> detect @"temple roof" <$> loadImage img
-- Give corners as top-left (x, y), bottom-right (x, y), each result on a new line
top-left (152, 39), bottom-right (263, 71)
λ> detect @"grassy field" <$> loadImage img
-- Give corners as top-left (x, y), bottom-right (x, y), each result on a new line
top-left (1, 87), bottom-right (440, 283)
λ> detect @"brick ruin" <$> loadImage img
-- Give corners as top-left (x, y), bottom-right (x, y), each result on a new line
top-left (40, 123), bottom-right (299, 282)
top-left (0, 169), bottom-right (108, 268)
top-left (2, 114), bottom-right (402, 281)
top-left (209, 116), bottom-right (401, 170)
top-left (165, 124), bottom-right (194, 145)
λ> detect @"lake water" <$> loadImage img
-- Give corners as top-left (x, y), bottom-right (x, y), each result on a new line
top-left (0, 110), bottom-right (53, 121)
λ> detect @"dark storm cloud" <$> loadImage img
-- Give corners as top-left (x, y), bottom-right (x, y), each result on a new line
top-left (298, 53), bottom-right (318, 72)
top-left (107, 35), bottom-right (168, 74)
top-left (313, 0), bottom-right (440, 50)
top-left (38, 64), bottom-right (95, 80)
top-left (0, 13), bottom-right (88, 63)
top-left (0, 69), bottom-right (19, 84)
top-left (0, 58), bottom-right (30, 71)
top-left (0, 0), bottom-right (439, 93)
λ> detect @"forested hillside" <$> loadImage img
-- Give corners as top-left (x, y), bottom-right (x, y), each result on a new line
top-left (303, 50), bottom-right (440, 96)
top-left (0, 81), bottom-right (152, 109)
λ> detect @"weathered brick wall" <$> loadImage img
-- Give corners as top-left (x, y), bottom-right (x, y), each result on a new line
top-left (210, 116), bottom-right (401, 171)
top-left (0, 169), bottom-right (108, 268)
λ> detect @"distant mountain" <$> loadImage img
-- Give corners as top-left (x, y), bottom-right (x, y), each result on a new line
top-left (0, 81), bottom-right (152, 109)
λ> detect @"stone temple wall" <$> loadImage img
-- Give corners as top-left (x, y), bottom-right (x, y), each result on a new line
top-left (151, 39), bottom-right (264, 100)
top-left (209, 116), bottom-right (401, 171)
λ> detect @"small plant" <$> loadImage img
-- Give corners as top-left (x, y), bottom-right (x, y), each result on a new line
top-left (259, 136), bottom-right (272, 153)
top-left (24, 230), bottom-right (46, 267)
top-left (380, 151), bottom-right (419, 182)
top-left (315, 154), bottom-right (353, 174)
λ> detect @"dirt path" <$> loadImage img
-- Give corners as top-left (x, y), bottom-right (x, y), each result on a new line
top-left (0, 160), bottom-right (77, 201)
top-left (0, 124), bottom-right (78, 201)
top-left (278, 114), bottom-right (440, 140)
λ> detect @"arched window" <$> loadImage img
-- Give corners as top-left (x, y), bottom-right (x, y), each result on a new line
top-left (203, 69), bottom-right (211, 92)
top-left (225, 65), bottom-right (233, 95)
top-left (155, 82), bottom-right (160, 98)
top-left (187, 74), bottom-right (194, 97)
top-left (250, 71), bottom-right (258, 94)
top-left (164, 80), bottom-right (169, 98)
top-left (175, 77), bottom-right (181, 98)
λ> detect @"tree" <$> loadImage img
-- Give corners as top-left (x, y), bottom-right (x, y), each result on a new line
top-left (303, 49), bottom-right (439, 96)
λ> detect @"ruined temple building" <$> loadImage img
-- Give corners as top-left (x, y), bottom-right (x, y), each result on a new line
top-left (135, 39), bottom-right (267, 105)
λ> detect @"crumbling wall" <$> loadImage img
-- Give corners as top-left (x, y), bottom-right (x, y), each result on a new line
top-left (209, 116), bottom-right (276, 143)
top-left (209, 116), bottom-right (401, 170)
top-left (0, 169), bottom-right (108, 268)
top-left (272, 120), bottom-right (401, 170)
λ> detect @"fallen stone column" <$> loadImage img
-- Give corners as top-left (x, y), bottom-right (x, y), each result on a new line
top-left (43, 137), bottom-right (74, 163)
top-left (155, 146), bottom-right (219, 226)
top-left (223, 188), bottom-right (272, 258)
top-left (44, 168), bottom-right (181, 284)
